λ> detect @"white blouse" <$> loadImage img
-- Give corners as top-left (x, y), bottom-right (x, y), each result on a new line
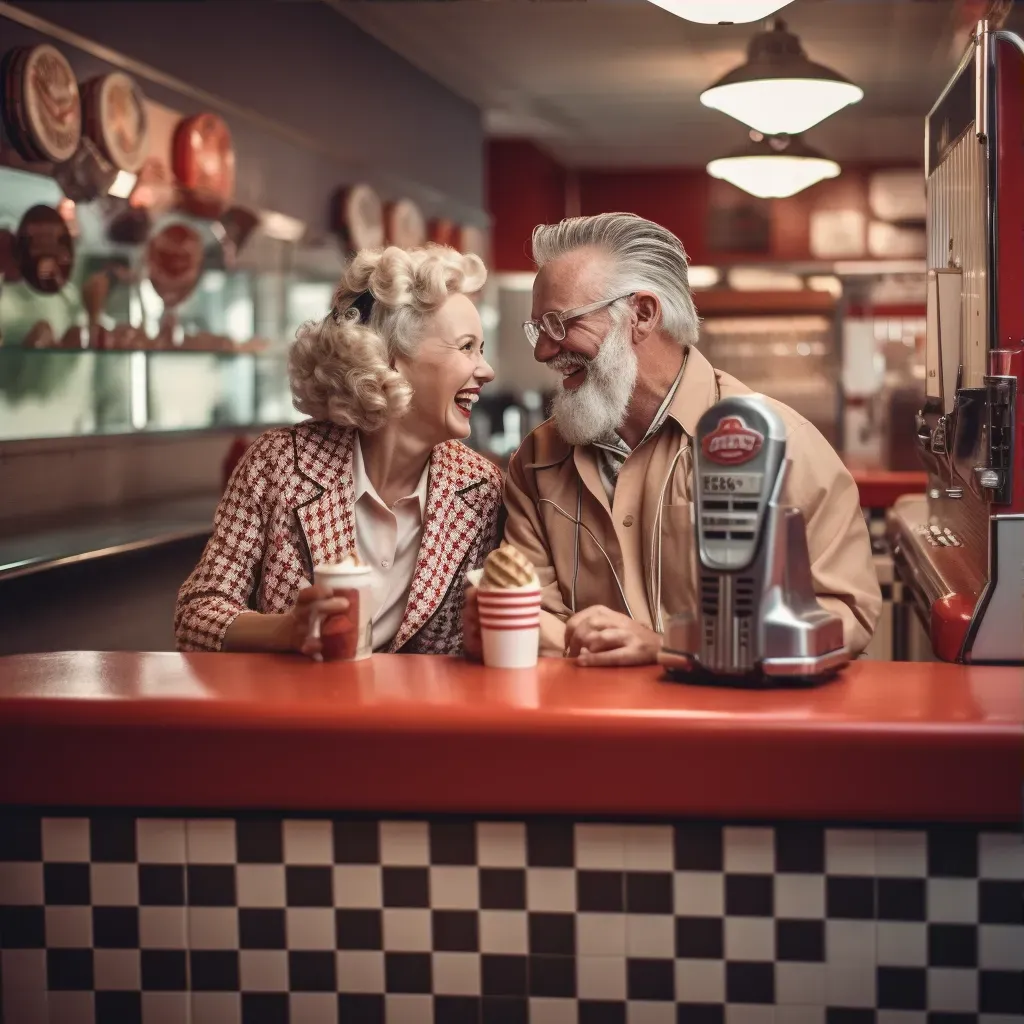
top-left (351, 436), bottom-right (430, 649)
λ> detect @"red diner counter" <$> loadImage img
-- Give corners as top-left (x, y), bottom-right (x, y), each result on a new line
top-left (1, 653), bottom-right (1021, 1023)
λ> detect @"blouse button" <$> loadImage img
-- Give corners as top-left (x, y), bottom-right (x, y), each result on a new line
top-left (622, 515), bottom-right (635, 527)
top-left (381, 559), bottom-right (390, 569)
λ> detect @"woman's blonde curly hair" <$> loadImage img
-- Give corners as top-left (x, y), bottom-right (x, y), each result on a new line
top-left (289, 244), bottom-right (487, 432)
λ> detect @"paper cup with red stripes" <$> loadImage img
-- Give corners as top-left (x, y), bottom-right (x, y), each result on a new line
top-left (467, 568), bottom-right (541, 669)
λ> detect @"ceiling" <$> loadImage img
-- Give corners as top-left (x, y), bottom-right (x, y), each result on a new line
top-left (333, 0), bottom-right (1024, 168)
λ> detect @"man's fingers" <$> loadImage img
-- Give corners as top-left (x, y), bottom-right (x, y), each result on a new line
top-left (578, 628), bottom-right (632, 654)
top-left (565, 607), bottom-right (617, 656)
top-left (565, 605), bottom-right (606, 632)
top-left (578, 642), bottom-right (651, 668)
top-left (567, 623), bottom-right (626, 658)
top-left (565, 625), bottom-right (592, 658)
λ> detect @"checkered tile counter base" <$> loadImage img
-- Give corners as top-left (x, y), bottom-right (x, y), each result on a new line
top-left (1, 813), bottom-right (1021, 1024)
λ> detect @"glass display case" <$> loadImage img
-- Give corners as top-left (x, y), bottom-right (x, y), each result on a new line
top-left (0, 165), bottom-right (336, 442)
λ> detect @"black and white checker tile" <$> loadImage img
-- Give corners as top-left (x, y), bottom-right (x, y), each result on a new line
top-left (1, 813), bottom-right (1021, 1023)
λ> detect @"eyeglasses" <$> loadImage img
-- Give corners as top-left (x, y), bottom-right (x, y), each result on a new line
top-left (522, 293), bottom-right (634, 348)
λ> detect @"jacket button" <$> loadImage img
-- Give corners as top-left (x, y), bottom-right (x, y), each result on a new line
top-left (623, 515), bottom-right (634, 527)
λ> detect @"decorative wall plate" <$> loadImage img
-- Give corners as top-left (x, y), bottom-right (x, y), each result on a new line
top-left (428, 218), bottom-right (458, 247)
top-left (1, 45), bottom-right (81, 163)
top-left (385, 198), bottom-right (427, 248)
top-left (147, 222), bottom-right (204, 307)
top-left (15, 205), bottom-right (74, 294)
top-left (334, 184), bottom-right (385, 251)
top-left (172, 113), bottom-right (236, 217)
top-left (459, 225), bottom-right (488, 262)
top-left (82, 71), bottom-right (149, 173)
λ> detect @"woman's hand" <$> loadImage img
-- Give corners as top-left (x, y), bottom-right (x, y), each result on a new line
top-left (285, 584), bottom-right (350, 658)
top-left (224, 585), bottom-right (349, 655)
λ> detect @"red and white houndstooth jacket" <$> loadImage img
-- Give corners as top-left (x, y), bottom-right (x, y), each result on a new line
top-left (174, 420), bottom-right (503, 654)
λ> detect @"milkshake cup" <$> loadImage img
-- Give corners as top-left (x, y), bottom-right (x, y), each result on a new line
top-left (309, 557), bottom-right (375, 661)
top-left (468, 544), bottom-right (541, 669)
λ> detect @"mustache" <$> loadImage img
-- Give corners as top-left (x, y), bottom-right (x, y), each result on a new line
top-left (545, 353), bottom-right (589, 373)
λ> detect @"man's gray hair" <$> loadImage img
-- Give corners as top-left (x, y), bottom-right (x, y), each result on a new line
top-left (531, 212), bottom-right (700, 347)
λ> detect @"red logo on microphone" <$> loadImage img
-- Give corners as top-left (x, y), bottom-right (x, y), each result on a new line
top-left (702, 416), bottom-right (764, 465)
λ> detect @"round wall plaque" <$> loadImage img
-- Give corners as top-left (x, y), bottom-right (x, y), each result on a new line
top-left (15, 205), bottom-right (74, 294)
top-left (1, 45), bottom-right (81, 163)
top-left (82, 71), bottom-right (149, 173)
top-left (172, 113), bottom-right (236, 217)
top-left (385, 199), bottom-right (427, 248)
top-left (335, 184), bottom-right (385, 252)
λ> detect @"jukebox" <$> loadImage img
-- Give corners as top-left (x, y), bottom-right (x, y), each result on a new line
top-left (888, 20), bottom-right (1024, 664)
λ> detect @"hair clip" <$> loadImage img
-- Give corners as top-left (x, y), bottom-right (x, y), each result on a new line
top-left (350, 290), bottom-right (375, 323)
top-left (330, 289), bottom-right (375, 326)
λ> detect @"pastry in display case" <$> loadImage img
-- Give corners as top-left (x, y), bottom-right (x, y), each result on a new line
top-left (15, 204), bottom-right (74, 299)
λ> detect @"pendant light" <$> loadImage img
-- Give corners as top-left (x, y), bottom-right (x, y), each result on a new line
top-left (701, 19), bottom-right (863, 135)
top-left (707, 133), bottom-right (840, 200)
top-left (645, 1), bottom-right (794, 23)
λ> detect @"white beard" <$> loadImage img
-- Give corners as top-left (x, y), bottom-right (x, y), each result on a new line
top-left (550, 316), bottom-right (638, 446)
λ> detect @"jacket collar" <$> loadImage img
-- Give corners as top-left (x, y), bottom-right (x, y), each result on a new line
top-left (292, 422), bottom-right (358, 577)
top-left (290, 421), bottom-right (490, 650)
top-left (390, 439), bottom-right (492, 651)
top-left (665, 344), bottom-right (720, 440)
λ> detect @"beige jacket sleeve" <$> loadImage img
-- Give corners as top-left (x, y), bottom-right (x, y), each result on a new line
top-left (784, 422), bottom-right (882, 656)
top-left (502, 449), bottom-right (572, 657)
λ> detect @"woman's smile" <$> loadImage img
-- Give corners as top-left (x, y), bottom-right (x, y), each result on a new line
top-left (454, 387), bottom-right (480, 418)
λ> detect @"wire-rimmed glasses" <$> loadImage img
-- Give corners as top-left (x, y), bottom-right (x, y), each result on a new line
top-left (522, 293), bottom-right (634, 348)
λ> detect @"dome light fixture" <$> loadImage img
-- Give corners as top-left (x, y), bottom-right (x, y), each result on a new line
top-left (707, 133), bottom-right (840, 200)
top-left (701, 19), bottom-right (863, 135)
top-left (645, 1), bottom-right (794, 24)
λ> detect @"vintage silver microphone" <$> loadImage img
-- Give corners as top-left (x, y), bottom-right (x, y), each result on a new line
top-left (659, 395), bottom-right (850, 686)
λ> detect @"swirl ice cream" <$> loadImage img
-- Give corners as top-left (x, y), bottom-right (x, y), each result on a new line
top-left (473, 544), bottom-right (541, 669)
top-left (481, 543), bottom-right (537, 590)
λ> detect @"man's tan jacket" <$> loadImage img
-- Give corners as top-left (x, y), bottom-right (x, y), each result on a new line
top-left (503, 346), bottom-right (882, 657)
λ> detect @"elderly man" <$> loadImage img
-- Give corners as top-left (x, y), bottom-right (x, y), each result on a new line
top-left (466, 212), bottom-right (881, 666)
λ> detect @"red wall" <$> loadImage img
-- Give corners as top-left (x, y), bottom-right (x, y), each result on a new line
top-left (486, 140), bottom-right (567, 272)
top-left (578, 169), bottom-right (714, 264)
top-left (487, 139), bottom-right (922, 272)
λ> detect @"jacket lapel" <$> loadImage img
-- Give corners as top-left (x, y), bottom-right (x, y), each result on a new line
top-left (292, 423), bottom-right (357, 577)
top-left (389, 443), bottom-right (486, 651)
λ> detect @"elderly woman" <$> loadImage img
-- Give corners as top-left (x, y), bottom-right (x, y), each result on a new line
top-left (175, 244), bottom-right (502, 657)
